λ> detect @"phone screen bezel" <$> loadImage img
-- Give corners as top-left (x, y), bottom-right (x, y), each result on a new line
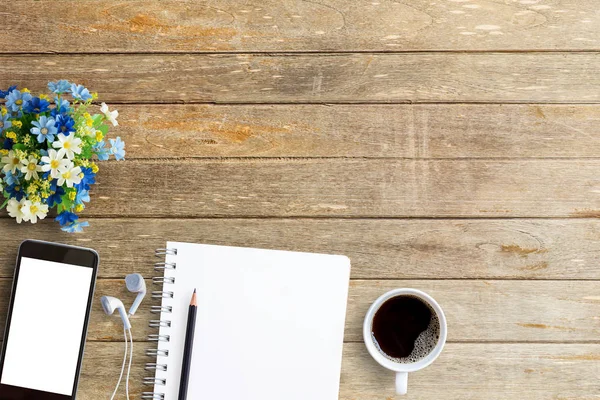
top-left (0, 240), bottom-right (98, 400)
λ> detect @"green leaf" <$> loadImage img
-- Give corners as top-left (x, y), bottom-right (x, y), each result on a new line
top-left (12, 144), bottom-right (25, 151)
top-left (91, 114), bottom-right (104, 128)
top-left (97, 124), bottom-right (109, 135)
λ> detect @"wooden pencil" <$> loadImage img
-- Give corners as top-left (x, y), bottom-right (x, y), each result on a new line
top-left (178, 289), bottom-right (197, 400)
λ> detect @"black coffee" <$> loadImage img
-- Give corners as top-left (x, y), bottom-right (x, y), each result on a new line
top-left (371, 295), bottom-right (440, 362)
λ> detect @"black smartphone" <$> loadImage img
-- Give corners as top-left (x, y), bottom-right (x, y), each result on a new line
top-left (0, 240), bottom-right (99, 400)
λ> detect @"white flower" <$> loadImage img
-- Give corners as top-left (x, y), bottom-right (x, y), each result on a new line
top-left (57, 163), bottom-right (82, 188)
top-left (41, 149), bottom-right (71, 179)
top-left (7, 198), bottom-right (29, 223)
top-left (100, 102), bottom-right (118, 126)
top-left (52, 133), bottom-right (82, 160)
top-left (1, 150), bottom-right (21, 174)
top-left (20, 155), bottom-right (43, 181)
top-left (21, 200), bottom-right (48, 224)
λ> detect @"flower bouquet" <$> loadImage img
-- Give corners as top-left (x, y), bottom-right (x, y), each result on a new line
top-left (0, 81), bottom-right (124, 232)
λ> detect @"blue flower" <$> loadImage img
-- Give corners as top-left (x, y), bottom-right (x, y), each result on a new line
top-left (51, 103), bottom-right (71, 118)
top-left (61, 221), bottom-right (89, 233)
top-left (55, 211), bottom-right (78, 226)
top-left (93, 140), bottom-right (110, 161)
top-left (0, 85), bottom-right (17, 99)
top-left (30, 116), bottom-right (58, 143)
top-left (48, 80), bottom-right (71, 94)
top-left (23, 97), bottom-right (50, 114)
top-left (3, 138), bottom-right (13, 150)
top-left (47, 182), bottom-right (65, 208)
top-left (70, 84), bottom-right (92, 102)
top-left (51, 97), bottom-right (72, 119)
top-left (75, 167), bottom-right (96, 191)
top-left (6, 183), bottom-right (24, 201)
top-left (75, 189), bottom-right (90, 205)
top-left (109, 137), bottom-right (126, 160)
top-left (0, 113), bottom-right (12, 132)
top-left (5, 90), bottom-right (32, 112)
top-left (4, 170), bottom-right (21, 186)
top-left (54, 114), bottom-right (75, 136)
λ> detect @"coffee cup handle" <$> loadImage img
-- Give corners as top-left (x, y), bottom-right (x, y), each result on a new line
top-left (395, 372), bottom-right (408, 395)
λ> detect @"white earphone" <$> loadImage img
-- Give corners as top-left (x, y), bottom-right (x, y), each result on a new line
top-left (101, 273), bottom-right (146, 400)
top-left (100, 296), bottom-right (132, 329)
top-left (125, 273), bottom-right (146, 316)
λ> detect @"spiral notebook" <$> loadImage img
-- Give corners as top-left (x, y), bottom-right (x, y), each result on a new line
top-left (143, 242), bottom-right (351, 400)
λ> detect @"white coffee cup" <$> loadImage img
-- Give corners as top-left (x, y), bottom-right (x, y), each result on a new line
top-left (363, 288), bottom-right (447, 395)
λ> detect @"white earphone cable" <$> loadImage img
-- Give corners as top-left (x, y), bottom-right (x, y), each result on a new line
top-left (110, 328), bottom-right (128, 400)
top-left (126, 328), bottom-right (133, 400)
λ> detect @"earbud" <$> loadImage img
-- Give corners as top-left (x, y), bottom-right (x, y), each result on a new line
top-left (101, 296), bottom-right (132, 329)
top-left (125, 273), bottom-right (146, 317)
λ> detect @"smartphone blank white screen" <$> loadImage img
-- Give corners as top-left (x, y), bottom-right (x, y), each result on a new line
top-left (0, 257), bottom-right (93, 395)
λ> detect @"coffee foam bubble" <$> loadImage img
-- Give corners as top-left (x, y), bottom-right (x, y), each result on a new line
top-left (372, 299), bottom-right (441, 364)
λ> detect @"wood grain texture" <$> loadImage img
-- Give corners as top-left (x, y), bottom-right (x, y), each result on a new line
top-left (114, 104), bottom-right (600, 159)
top-left (1, 53), bottom-right (600, 103)
top-left (3, 1), bottom-right (599, 52)
top-left (1, 219), bottom-right (599, 279)
top-left (75, 342), bottom-right (600, 400)
top-left (87, 159), bottom-right (600, 218)
top-left (2, 279), bottom-right (597, 343)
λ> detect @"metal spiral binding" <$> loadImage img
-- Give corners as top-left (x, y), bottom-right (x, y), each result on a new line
top-left (144, 377), bottom-right (167, 386)
top-left (148, 334), bottom-right (170, 342)
top-left (149, 320), bottom-right (172, 328)
top-left (141, 393), bottom-right (164, 400)
top-left (145, 247), bottom-right (177, 399)
top-left (150, 305), bottom-right (173, 313)
top-left (153, 276), bottom-right (175, 284)
top-left (151, 290), bottom-right (174, 299)
top-left (147, 348), bottom-right (170, 357)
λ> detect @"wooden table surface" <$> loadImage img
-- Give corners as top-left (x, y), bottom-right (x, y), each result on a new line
top-left (1, 1), bottom-right (600, 399)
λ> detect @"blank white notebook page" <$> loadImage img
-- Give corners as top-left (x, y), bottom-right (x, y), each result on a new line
top-left (153, 242), bottom-right (351, 400)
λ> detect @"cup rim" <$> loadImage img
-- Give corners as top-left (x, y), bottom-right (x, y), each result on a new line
top-left (363, 288), bottom-right (447, 373)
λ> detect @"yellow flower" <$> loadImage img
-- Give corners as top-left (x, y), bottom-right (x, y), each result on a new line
top-left (68, 191), bottom-right (77, 201)
top-left (75, 204), bottom-right (84, 212)
top-left (1, 107), bottom-right (7, 116)
top-left (91, 163), bottom-right (99, 173)
top-left (21, 88), bottom-right (30, 93)
top-left (12, 121), bottom-right (22, 128)
top-left (91, 92), bottom-right (98, 100)
top-left (14, 149), bottom-right (27, 160)
top-left (0, 149), bottom-right (8, 156)
top-left (83, 113), bottom-right (94, 127)
top-left (6, 131), bottom-right (16, 140)
top-left (41, 192), bottom-right (49, 199)
top-left (26, 183), bottom-right (38, 194)
top-left (23, 135), bottom-right (31, 145)
top-left (95, 130), bottom-right (104, 141)
top-left (29, 195), bottom-right (41, 203)
top-left (39, 94), bottom-right (51, 101)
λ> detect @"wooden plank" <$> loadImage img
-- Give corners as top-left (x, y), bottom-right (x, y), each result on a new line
top-left (3, 1), bottom-right (599, 52)
top-left (1, 53), bottom-right (599, 103)
top-left (89, 159), bottom-right (600, 217)
top-left (345, 280), bottom-right (600, 343)
top-left (1, 219), bottom-right (599, 279)
top-left (114, 104), bottom-right (600, 159)
top-left (76, 342), bottom-right (600, 399)
top-left (2, 279), bottom-right (597, 343)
